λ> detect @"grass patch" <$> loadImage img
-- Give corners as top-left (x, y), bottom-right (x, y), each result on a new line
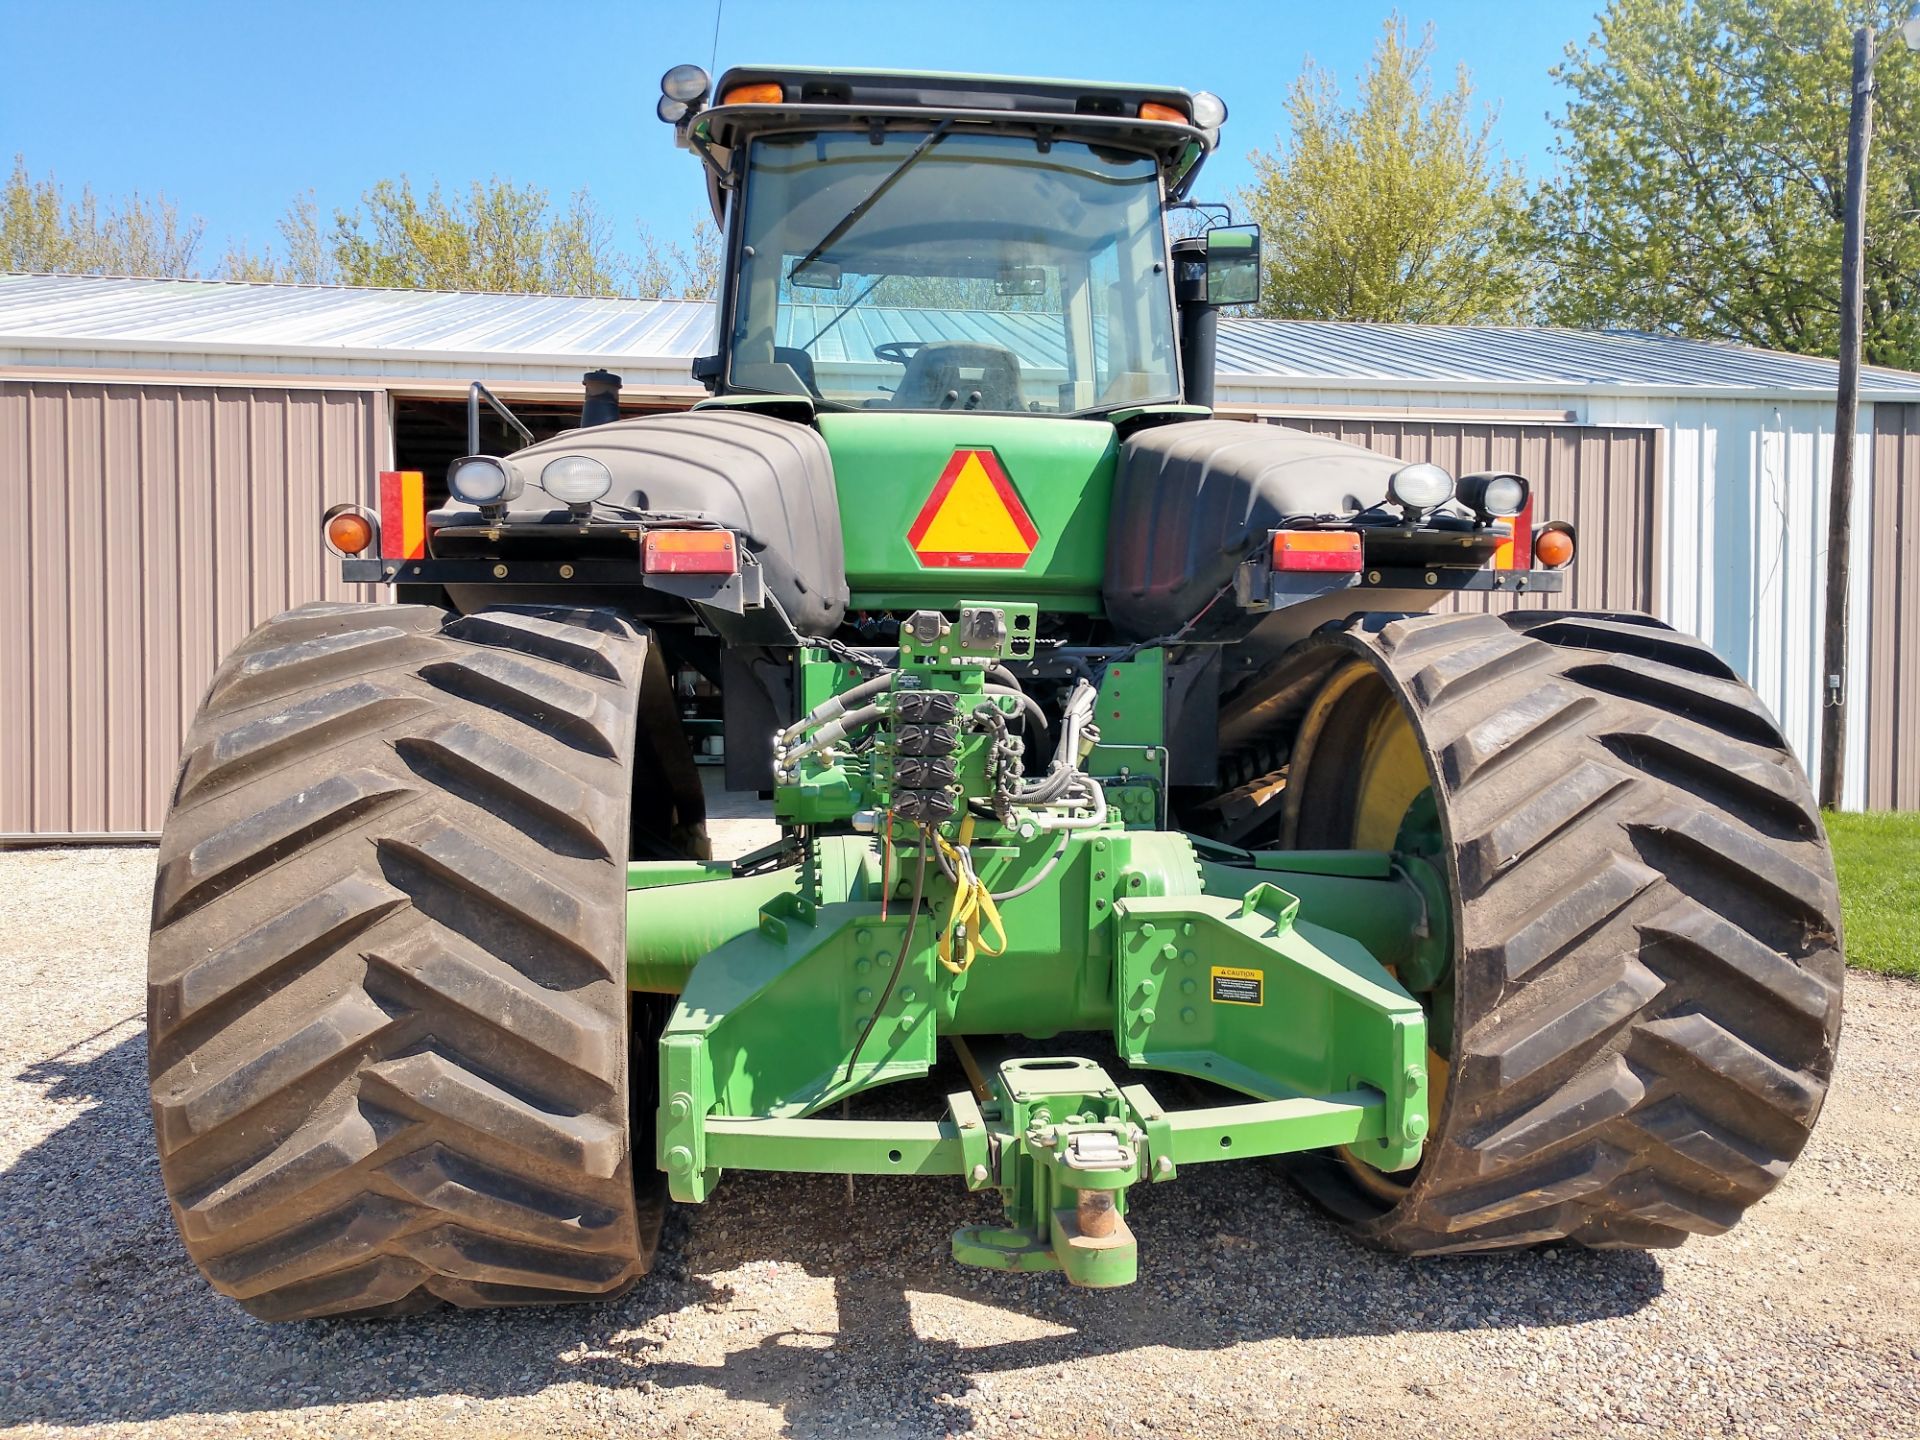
top-left (1823, 810), bottom-right (1920, 978)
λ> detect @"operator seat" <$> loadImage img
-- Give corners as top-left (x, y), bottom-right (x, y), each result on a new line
top-left (892, 342), bottom-right (1024, 410)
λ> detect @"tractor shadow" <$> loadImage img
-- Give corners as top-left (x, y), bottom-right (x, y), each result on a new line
top-left (0, 1034), bottom-right (1663, 1437)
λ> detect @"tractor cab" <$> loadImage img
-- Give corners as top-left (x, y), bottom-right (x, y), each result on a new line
top-left (664, 65), bottom-right (1253, 414)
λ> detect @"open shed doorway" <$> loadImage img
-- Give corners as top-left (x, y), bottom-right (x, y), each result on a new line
top-left (390, 391), bottom-right (694, 506)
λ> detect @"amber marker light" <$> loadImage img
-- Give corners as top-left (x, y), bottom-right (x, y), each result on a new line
top-left (723, 82), bottom-right (784, 105)
top-left (324, 509), bottom-right (374, 557)
top-left (1535, 523), bottom-right (1576, 569)
top-left (1138, 101), bottom-right (1188, 124)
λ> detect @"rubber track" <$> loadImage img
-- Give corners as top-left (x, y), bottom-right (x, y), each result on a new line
top-left (1278, 611), bottom-right (1844, 1253)
top-left (148, 602), bottom-right (660, 1319)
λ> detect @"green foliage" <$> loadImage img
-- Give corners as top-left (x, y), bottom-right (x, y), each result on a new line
top-left (1823, 809), bottom-right (1920, 977)
top-left (1538, 0), bottom-right (1920, 369)
top-left (324, 176), bottom-right (626, 295)
top-left (1239, 16), bottom-right (1539, 323)
top-left (2, 154), bottom-right (205, 276)
top-left (220, 192), bottom-right (334, 285)
top-left (225, 178), bottom-right (719, 299)
top-left (631, 217), bottom-right (723, 300)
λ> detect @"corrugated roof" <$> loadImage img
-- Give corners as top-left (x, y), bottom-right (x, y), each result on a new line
top-left (7, 271), bottom-right (1920, 398)
top-left (1215, 318), bottom-right (1920, 395)
top-left (0, 272), bottom-right (714, 364)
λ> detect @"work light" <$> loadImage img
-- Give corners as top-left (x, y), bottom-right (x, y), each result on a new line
top-left (542, 454), bottom-right (613, 507)
top-left (449, 455), bottom-right (521, 507)
top-left (1459, 472), bottom-right (1529, 521)
top-left (1190, 91), bottom-right (1228, 130)
top-left (662, 64), bottom-right (711, 104)
top-left (1387, 461), bottom-right (1454, 517)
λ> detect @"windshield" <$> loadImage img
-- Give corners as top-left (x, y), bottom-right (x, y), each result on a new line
top-left (727, 130), bottom-right (1180, 414)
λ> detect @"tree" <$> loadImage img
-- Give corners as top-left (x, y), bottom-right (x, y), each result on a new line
top-left (317, 176), bottom-right (627, 296)
top-left (220, 192), bottom-right (334, 284)
top-left (631, 216), bottom-right (722, 299)
top-left (1239, 17), bottom-right (1539, 323)
top-left (3, 154), bottom-right (205, 276)
top-left (1538, 0), bottom-right (1920, 369)
top-left (228, 182), bottom-right (721, 299)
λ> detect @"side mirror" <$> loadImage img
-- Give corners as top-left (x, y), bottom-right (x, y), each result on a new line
top-left (1204, 225), bottom-right (1261, 306)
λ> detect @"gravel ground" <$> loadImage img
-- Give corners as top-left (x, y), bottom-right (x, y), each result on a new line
top-left (2, 841), bottom-right (1916, 1440)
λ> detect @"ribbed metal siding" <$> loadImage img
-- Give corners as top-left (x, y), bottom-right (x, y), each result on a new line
top-left (1870, 404), bottom-right (1920, 810)
top-left (1, 380), bottom-right (379, 838)
top-left (1261, 415), bottom-right (1658, 614)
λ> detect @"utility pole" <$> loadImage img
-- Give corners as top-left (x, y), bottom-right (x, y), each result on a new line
top-left (1820, 24), bottom-right (1874, 812)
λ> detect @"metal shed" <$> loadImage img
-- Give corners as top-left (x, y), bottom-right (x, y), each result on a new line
top-left (2, 273), bottom-right (1915, 835)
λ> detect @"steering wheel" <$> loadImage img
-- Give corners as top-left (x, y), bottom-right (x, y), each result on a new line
top-left (872, 340), bottom-right (925, 367)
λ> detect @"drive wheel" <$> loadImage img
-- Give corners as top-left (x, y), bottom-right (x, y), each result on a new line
top-left (1277, 610), bottom-right (1843, 1252)
top-left (148, 602), bottom-right (688, 1318)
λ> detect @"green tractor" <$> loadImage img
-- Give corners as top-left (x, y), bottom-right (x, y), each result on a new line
top-left (147, 65), bottom-right (1843, 1318)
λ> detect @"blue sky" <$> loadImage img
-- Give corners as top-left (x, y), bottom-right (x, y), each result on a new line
top-left (1, 0), bottom-right (1599, 273)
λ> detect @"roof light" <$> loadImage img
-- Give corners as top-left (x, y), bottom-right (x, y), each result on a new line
top-left (1190, 91), bottom-right (1228, 129)
top-left (658, 95), bottom-right (691, 124)
top-left (449, 455), bottom-right (521, 508)
top-left (1387, 462), bottom-right (1455, 517)
top-left (722, 82), bottom-right (784, 106)
top-left (1138, 101), bottom-right (1188, 124)
top-left (642, 529), bottom-right (739, 575)
top-left (1271, 530), bottom-right (1363, 573)
top-left (661, 64), bottom-right (711, 103)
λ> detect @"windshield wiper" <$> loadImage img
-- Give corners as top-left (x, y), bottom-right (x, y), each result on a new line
top-left (786, 119), bottom-right (954, 283)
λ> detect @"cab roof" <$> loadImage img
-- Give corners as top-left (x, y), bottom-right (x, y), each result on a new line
top-left (685, 65), bottom-right (1219, 213)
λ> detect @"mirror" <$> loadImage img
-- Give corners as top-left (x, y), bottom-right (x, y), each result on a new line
top-left (994, 264), bottom-right (1047, 298)
top-left (1205, 225), bottom-right (1261, 307)
top-left (789, 259), bottom-right (843, 290)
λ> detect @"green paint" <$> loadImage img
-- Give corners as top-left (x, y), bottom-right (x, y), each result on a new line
top-left (816, 413), bottom-right (1117, 611)
top-left (626, 608), bottom-right (1444, 1283)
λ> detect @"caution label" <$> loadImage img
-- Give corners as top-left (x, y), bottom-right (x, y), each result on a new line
top-left (1211, 965), bottom-right (1264, 1006)
top-left (906, 448), bottom-right (1038, 569)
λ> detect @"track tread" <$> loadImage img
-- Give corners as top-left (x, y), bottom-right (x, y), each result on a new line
top-left (148, 602), bottom-right (665, 1320)
top-left (1270, 610), bottom-right (1842, 1255)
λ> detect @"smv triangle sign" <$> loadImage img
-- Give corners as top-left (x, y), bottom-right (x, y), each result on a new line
top-left (906, 448), bottom-right (1039, 569)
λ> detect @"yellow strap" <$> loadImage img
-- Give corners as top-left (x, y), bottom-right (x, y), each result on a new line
top-left (935, 832), bottom-right (1008, 974)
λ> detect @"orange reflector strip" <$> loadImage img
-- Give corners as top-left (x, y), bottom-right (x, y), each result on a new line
top-left (1493, 493), bottom-right (1535, 570)
top-left (1272, 530), bottom-right (1363, 573)
top-left (723, 82), bottom-right (783, 105)
top-left (642, 529), bottom-right (738, 575)
top-left (1138, 101), bottom-right (1188, 124)
top-left (378, 471), bottom-right (426, 560)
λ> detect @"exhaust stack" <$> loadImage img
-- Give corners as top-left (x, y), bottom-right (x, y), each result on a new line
top-left (582, 369), bottom-right (623, 428)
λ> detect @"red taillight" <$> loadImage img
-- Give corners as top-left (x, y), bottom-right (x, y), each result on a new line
top-left (642, 529), bottom-right (738, 575)
top-left (1271, 530), bottom-right (1363, 573)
